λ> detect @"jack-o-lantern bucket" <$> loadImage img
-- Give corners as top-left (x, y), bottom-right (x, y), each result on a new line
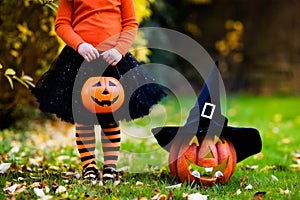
top-left (169, 135), bottom-right (237, 186)
top-left (81, 77), bottom-right (124, 113)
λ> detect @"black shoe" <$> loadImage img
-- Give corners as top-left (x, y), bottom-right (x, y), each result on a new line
top-left (102, 168), bottom-right (118, 182)
top-left (82, 163), bottom-right (99, 181)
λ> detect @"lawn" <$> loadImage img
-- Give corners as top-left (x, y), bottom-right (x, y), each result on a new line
top-left (0, 95), bottom-right (299, 199)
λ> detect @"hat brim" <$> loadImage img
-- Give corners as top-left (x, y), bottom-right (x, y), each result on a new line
top-left (152, 125), bottom-right (262, 163)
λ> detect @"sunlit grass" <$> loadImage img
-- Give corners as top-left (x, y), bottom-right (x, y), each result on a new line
top-left (0, 95), bottom-right (299, 199)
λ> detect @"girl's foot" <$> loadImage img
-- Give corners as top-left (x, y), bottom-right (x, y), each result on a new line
top-left (102, 167), bottom-right (118, 182)
top-left (82, 162), bottom-right (99, 180)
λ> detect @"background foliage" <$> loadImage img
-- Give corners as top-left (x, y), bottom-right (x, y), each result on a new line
top-left (0, 0), bottom-right (299, 129)
top-left (145, 0), bottom-right (300, 94)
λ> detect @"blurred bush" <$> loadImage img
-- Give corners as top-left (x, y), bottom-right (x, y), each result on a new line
top-left (0, 0), bottom-right (60, 129)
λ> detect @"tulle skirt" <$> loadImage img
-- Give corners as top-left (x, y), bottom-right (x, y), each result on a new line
top-left (32, 45), bottom-right (167, 124)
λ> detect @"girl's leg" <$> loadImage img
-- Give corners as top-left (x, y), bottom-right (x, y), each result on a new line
top-left (75, 124), bottom-right (99, 180)
top-left (99, 117), bottom-right (121, 180)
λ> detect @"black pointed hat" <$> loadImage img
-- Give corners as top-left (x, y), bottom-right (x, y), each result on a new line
top-left (151, 63), bottom-right (262, 162)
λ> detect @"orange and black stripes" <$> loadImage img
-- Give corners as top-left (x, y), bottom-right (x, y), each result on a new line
top-left (75, 124), bottom-right (96, 169)
top-left (101, 123), bottom-right (121, 170)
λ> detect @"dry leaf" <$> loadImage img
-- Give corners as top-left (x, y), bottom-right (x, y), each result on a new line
top-left (18, 177), bottom-right (25, 181)
top-left (57, 155), bottom-right (71, 161)
top-left (29, 158), bottom-right (40, 166)
top-left (136, 181), bottom-right (144, 186)
top-left (290, 164), bottom-right (300, 170)
top-left (55, 185), bottom-right (67, 194)
top-left (253, 152), bottom-right (264, 160)
top-left (246, 165), bottom-right (259, 170)
top-left (34, 188), bottom-right (45, 198)
top-left (61, 171), bottom-right (81, 179)
top-left (168, 190), bottom-right (174, 198)
top-left (3, 183), bottom-right (22, 193)
top-left (114, 180), bottom-right (121, 186)
top-left (239, 175), bottom-right (247, 187)
top-left (8, 145), bottom-right (20, 156)
top-left (245, 184), bottom-right (253, 190)
top-left (187, 193), bottom-right (208, 200)
top-left (31, 182), bottom-right (41, 188)
top-left (183, 193), bottom-right (208, 200)
top-left (159, 194), bottom-right (168, 200)
top-left (15, 186), bottom-right (26, 194)
top-left (271, 174), bottom-right (278, 181)
top-left (0, 163), bottom-right (11, 173)
top-left (293, 153), bottom-right (300, 160)
top-left (279, 188), bottom-right (290, 194)
top-left (292, 153), bottom-right (300, 165)
top-left (253, 192), bottom-right (266, 200)
top-left (165, 183), bottom-right (182, 189)
top-left (151, 192), bottom-right (161, 200)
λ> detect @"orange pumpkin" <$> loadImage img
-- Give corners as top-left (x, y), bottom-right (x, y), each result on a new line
top-left (81, 77), bottom-right (124, 113)
top-left (168, 135), bottom-right (237, 186)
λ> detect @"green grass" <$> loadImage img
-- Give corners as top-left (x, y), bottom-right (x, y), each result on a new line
top-left (0, 95), bottom-right (300, 199)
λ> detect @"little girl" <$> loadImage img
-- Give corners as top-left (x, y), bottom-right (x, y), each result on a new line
top-left (33, 0), bottom-right (166, 181)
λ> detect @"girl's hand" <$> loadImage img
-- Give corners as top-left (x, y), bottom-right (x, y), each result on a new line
top-left (101, 48), bottom-right (122, 66)
top-left (77, 42), bottom-right (100, 62)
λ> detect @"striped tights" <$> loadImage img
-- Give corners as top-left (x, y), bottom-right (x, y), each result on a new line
top-left (75, 122), bottom-right (120, 179)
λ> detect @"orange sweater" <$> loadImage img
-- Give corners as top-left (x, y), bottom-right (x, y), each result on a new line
top-left (55, 0), bottom-right (139, 56)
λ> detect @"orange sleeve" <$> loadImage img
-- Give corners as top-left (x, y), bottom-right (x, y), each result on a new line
top-left (115, 0), bottom-right (139, 55)
top-left (55, 0), bottom-right (84, 51)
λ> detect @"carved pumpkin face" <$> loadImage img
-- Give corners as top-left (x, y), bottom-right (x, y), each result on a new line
top-left (81, 77), bottom-right (124, 113)
top-left (168, 135), bottom-right (237, 186)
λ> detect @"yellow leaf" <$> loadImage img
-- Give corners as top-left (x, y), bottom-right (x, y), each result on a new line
top-left (5, 76), bottom-right (14, 89)
top-left (5, 68), bottom-right (16, 76)
top-left (22, 75), bottom-right (33, 82)
top-left (13, 76), bottom-right (29, 89)
top-left (10, 50), bottom-right (19, 58)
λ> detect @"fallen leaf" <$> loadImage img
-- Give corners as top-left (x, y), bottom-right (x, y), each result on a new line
top-left (165, 183), bottom-right (182, 189)
top-left (3, 183), bottom-right (22, 193)
top-left (167, 190), bottom-right (174, 198)
top-left (34, 188), bottom-right (46, 198)
top-left (8, 145), bottom-right (20, 156)
top-left (271, 175), bottom-right (278, 181)
top-left (0, 163), bottom-right (11, 173)
top-left (55, 185), bottom-right (67, 194)
top-left (15, 186), bottom-right (26, 194)
top-left (279, 138), bottom-right (290, 144)
top-left (253, 152), bottom-right (264, 160)
top-left (61, 171), bottom-right (81, 179)
top-left (29, 158), bottom-right (40, 166)
top-left (45, 186), bottom-right (50, 193)
top-left (159, 194), bottom-right (168, 200)
top-left (114, 180), bottom-right (121, 186)
top-left (31, 182), bottom-right (41, 188)
top-left (253, 192), bottom-right (266, 200)
top-left (151, 192), bottom-right (161, 200)
top-left (136, 181), bottom-right (143, 186)
top-left (239, 175), bottom-right (247, 187)
top-left (246, 165), bottom-right (259, 170)
top-left (261, 165), bottom-right (276, 172)
top-left (17, 177), bottom-right (25, 181)
top-left (279, 188), bottom-right (290, 194)
top-left (183, 193), bottom-right (208, 200)
top-left (245, 184), bottom-right (253, 190)
top-left (292, 153), bottom-right (300, 164)
top-left (57, 155), bottom-right (71, 161)
top-left (290, 164), bottom-right (300, 170)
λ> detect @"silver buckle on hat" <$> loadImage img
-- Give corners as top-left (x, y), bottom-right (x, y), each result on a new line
top-left (201, 102), bottom-right (216, 119)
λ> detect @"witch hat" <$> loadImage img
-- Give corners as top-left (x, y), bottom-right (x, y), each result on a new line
top-left (152, 63), bottom-right (262, 162)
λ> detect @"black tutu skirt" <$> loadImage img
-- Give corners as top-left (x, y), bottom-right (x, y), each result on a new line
top-left (32, 45), bottom-right (167, 124)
